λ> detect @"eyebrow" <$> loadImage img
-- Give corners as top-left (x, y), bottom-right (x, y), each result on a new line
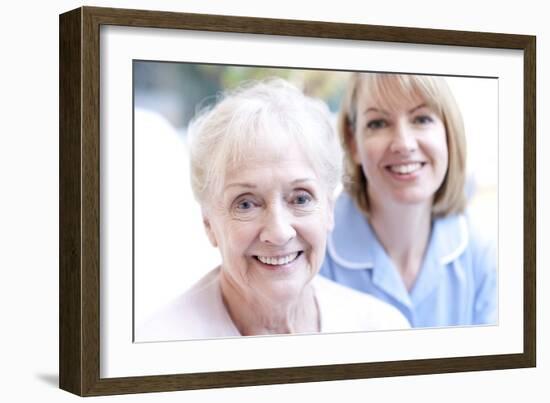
top-left (224, 177), bottom-right (316, 190)
top-left (408, 103), bottom-right (429, 114)
top-left (224, 182), bottom-right (257, 190)
top-left (364, 103), bottom-right (428, 116)
top-left (364, 107), bottom-right (389, 116)
top-left (291, 177), bottom-right (316, 185)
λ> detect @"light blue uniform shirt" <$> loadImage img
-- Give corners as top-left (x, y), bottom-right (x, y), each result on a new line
top-left (320, 192), bottom-right (497, 328)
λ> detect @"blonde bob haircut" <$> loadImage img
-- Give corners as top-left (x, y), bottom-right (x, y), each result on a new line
top-left (188, 78), bottom-right (342, 206)
top-left (339, 73), bottom-right (467, 217)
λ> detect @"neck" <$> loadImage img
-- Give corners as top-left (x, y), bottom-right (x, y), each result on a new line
top-left (219, 271), bottom-right (320, 336)
top-left (369, 198), bottom-right (432, 291)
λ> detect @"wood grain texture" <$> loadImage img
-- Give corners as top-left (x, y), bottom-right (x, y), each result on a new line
top-left (59, 7), bottom-right (83, 396)
top-left (59, 5), bottom-right (537, 396)
top-left (83, 5), bottom-right (532, 49)
top-left (81, 6), bottom-right (102, 396)
top-left (523, 38), bottom-right (537, 367)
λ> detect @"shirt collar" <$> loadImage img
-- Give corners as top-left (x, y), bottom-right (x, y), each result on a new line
top-left (327, 192), bottom-right (469, 270)
top-left (327, 192), bottom-right (375, 269)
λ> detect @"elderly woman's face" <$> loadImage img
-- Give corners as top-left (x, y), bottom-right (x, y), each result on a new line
top-left (202, 146), bottom-right (333, 302)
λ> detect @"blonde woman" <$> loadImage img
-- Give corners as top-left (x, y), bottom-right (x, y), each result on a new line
top-left (320, 73), bottom-right (497, 328)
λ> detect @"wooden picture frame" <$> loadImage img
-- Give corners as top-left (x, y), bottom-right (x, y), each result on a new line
top-left (59, 6), bottom-right (536, 396)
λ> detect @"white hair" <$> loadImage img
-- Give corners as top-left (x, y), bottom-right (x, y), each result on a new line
top-left (187, 78), bottom-right (342, 205)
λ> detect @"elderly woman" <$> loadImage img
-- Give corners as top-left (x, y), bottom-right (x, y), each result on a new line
top-left (320, 73), bottom-right (497, 327)
top-left (139, 79), bottom-right (409, 341)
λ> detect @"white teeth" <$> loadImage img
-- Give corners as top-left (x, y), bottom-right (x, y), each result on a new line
top-left (257, 252), bottom-right (299, 266)
top-left (389, 162), bottom-right (422, 174)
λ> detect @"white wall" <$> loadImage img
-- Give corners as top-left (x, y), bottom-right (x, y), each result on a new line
top-left (0, 0), bottom-right (546, 401)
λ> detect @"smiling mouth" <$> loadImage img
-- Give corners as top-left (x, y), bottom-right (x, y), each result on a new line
top-left (386, 162), bottom-right (425, 175)
top-left (254, 252), bottom-right (302, 266)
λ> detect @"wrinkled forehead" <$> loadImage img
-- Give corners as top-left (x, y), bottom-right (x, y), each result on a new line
top-left (225, 144), bottom-right (316, 180)
top-left (356, 74), bottom-right (440, 113)
top-left (214, 123), bottom-right (321, 193)
top-left (225, 139), bottom-right (293, 174)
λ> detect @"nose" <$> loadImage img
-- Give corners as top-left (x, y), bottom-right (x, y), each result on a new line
top-left (259, 203), bottom-right (297, 246)
top-left (389, 122), bottom-right (418, 154)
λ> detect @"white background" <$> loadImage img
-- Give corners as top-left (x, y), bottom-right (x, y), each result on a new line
top-left (0, 0), bottom-right (545, 402)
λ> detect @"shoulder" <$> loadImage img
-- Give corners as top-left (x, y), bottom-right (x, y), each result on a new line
top-left (461, 213), bottom-right (497, 281)
top-left (463, 214), bottom-right (496, 252)
top-left (136, 268), bottom-right (238, 341)
top-left (440, 213), bottom-right (495, 266)
top-left (431, 213), bottom-right (493, 264)
top-left (435, 213), bottom-right (494, 251)
top-left (432, 213), bottom-right (496, 292)
top-left (314, 276), bottom-right (410, 332)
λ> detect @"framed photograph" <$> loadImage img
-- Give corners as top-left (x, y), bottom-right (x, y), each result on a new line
top-left (59, 6), bottom-right (536, 396)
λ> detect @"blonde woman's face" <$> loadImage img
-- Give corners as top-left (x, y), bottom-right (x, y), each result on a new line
top-left (202, 145), bottom-right (334, 303)
top-left (351, 86), bottom-right (449, 210)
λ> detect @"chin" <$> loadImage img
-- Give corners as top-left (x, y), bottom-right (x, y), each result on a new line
top-left (262, 272), bottom-right (314, 301)
top-left (390, 188), bottom-right (436, 205)
top-left (389, 197), bottom-right (433, 209)
top-left (260, 283), bottom-right (302, 302)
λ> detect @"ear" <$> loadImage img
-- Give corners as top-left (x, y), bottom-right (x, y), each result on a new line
top-left (202, 213), bottom-right (218, 248)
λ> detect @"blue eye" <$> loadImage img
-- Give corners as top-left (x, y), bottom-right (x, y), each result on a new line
top-left (233, 196), bottom-right (259, 212)
top-left (236, 200), bottom-right (254, 210)
top-left (292, 192), bottom-right (313, 206)
top-left (231, 196), bottom-right (261, 219)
